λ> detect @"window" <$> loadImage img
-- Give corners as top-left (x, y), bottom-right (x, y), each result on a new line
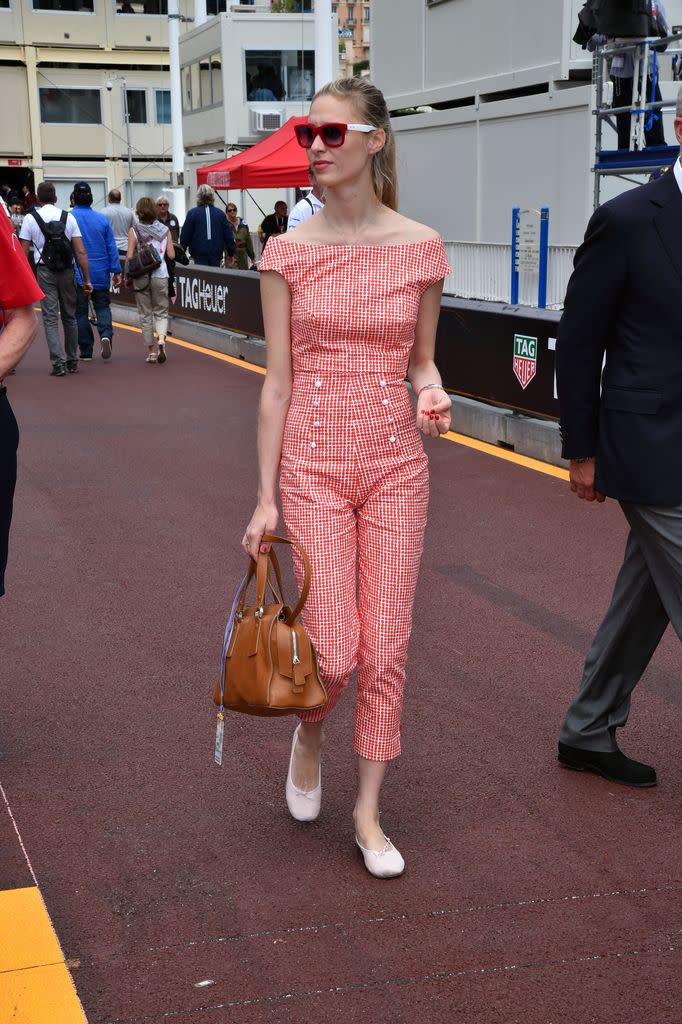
top-left (190, 62), bottom-right (200, 110)
top-left (115, 1), bottom-right (167, 14)
top-left (39, 87), bottom-right (101, 124)
top-left (245, 50), bottom-right (315, 102)
top-left (125, 89), bottom-right (147, 124)
top-left (52, 178), bottom-right (107, 211)
top-left (364, 5), bottom-right (370, 22)
top-left (347, 3), bottom-right (354, 23)
top-left (131, 179), bottom-right (167, 205)
top-left (181, 56), bottom-right (222, 110)
top-left (181, 65), bottom-right (191, 112)
top-left (209, 53), bottom-right (222, 106)
top-left (155, 89), bottom-right (171, 124)
top-left (0, 1), bottom-right (11, 8)
top-left (206, 0), bottom-right (228, 12)
top-left (33, 0), bottom-right (94, 9)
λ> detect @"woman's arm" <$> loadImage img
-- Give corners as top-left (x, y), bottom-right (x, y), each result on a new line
top-left (243, 269), bottom-right (293, 559)
top-left (125, 226), bottom-right (136, 264)
top-left (408, 280), bottom-right (452, 438)
top-left (165, 228), bottom-right (175, 262)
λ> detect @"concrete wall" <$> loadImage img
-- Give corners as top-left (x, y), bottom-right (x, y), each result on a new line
top-left (372, 0), bottom-right (682, 248)
top-left (0, 1), bottom-right (194, 196)
top-left (181, 7), bottom-right (336, 149)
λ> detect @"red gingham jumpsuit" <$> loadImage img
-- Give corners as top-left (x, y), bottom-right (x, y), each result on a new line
top-left (258, 236), bottom-right (451, 761)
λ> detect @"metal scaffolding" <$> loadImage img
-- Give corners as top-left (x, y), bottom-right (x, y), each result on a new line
top-left (593, 32), bottom-right (682, 208)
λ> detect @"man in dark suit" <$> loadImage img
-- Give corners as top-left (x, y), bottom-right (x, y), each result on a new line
top-left (556, 85), bottom-right (682, 789)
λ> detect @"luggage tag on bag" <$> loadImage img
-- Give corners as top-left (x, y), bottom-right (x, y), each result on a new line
top-left (214, 712), bottom-right (225, 766)
top-left (213, 572), bottom-right (249, 768)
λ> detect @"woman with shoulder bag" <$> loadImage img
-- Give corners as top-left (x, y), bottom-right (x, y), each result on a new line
top-left (244, 78), bottom-right (451, 878)
top-left (227, 203), bottom-right (256, 270)
top-left (125, 197), bottom-right (175, 364)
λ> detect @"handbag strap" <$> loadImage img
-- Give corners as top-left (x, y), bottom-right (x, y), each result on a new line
top-left (261, 534), bottom-right (312, 624)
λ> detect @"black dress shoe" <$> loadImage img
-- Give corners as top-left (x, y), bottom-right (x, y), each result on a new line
top-left (558, 742), bottom-right (657, 787)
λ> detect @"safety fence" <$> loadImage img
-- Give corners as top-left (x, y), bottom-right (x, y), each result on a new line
top-left (246, 234), bottom-right (576, 307)
top-left (441, 241), bottom-right (577, 309)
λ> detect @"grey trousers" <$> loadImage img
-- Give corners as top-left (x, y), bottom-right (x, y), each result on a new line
top-left (560, 502), bottom-right (682, 752)
top-left (36, 264), bottom-right (78, 367)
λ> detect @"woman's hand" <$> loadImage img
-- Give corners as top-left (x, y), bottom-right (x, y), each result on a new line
top-left (416, 386), bottom-right (452, 437)
top-left (242, 502), bottom-right (279, 561)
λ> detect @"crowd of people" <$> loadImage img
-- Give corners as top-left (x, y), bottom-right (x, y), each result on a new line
top-left (0, 176), bottom-right (323, 377)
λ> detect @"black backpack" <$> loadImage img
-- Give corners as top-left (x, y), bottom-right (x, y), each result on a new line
top-left (30, 209), bottom-right (74, 272)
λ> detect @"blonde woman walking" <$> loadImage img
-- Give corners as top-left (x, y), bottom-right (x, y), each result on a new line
top-left (125, 197), bottom-right (175, 364)
top-left (243, 78), bottom-right (451, 878)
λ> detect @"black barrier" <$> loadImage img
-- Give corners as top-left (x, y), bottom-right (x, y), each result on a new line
top-left (437, 298), bottom-right (561, 420)
top-left (114, 266), bottom-right (561, 420)
top-left (112, 265), bottom-right (264, 338)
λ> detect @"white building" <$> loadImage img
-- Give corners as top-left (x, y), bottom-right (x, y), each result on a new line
top-left (180, 2), bottom-right (337, 226)
top-left (0, 1), bottom-right (196, 210)
top-left (372, 0), bottom-right (682, 251)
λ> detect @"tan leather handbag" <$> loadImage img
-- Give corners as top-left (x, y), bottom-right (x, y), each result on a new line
top-left (213, 535), bottom-right (327, 725)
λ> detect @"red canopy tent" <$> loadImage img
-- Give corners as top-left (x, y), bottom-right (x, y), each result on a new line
top-left (196, 116), bottom-right (310, 191)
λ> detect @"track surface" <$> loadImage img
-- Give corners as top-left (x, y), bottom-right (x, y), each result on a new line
top-left (1, 319), bottom-right (681, 1023)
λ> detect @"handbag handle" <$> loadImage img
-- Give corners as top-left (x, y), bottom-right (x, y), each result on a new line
top-left (261, 534), bottom-right (312, 624)
top-left (236, 539), bottom-right (288, 615)
top-left (237, 534), bottom-right (312, 625)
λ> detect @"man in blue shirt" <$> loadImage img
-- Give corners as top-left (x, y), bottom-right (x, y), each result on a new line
top-left (71, 181), bottom-right (122, 361)
top-left (180, 185), bottom-right (235, 268)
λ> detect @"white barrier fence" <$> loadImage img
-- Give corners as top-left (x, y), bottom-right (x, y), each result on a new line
top-left (247, 233), bottom-right (576, 310)
top-left (442, 241), bottom-right (577, 309)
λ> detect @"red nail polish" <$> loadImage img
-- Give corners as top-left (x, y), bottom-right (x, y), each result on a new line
top-left (260, 545), bottom-right (267, 553)
top-left (435, 415), bottom-right (440, 420)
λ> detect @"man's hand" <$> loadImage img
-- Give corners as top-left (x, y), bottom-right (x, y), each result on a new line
top-left (112, 273), bottom-right (122, 288)
top-left (82, 280), bottom-right (94, 296)
top-left (569, 457), bottom-right (606, 502)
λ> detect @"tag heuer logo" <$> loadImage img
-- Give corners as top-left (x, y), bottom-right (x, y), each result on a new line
top-left (513, 334), bottom-right (538, 389)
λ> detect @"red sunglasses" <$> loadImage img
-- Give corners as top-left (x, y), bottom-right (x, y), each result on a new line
top-left (294, 122), bottom-right (376, 149)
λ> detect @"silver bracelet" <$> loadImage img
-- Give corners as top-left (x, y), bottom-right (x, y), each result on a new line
top-left (418, 383), bottom-right (447, 397)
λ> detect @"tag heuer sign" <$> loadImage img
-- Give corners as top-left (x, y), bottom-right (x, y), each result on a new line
top-left (513, 334), bottom-right (538, 389)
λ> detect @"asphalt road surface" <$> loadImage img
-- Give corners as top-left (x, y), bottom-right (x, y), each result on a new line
top-left (1, 318), bottom-right (680, 1023)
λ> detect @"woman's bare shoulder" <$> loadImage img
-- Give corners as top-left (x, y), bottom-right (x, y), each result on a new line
top-left (386, 212), bottom-right (440, 243)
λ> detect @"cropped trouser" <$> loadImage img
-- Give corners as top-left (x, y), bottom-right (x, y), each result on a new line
top-left (280, 380), bottom-right (429, 762)
top-left (133, 276), bottom-right (169, 347)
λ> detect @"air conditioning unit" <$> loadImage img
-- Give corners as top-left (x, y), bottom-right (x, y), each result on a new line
top-left (250, 108), bottom-right (284, 133)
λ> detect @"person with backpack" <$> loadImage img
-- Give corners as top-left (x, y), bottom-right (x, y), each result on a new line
top-left (286, 168), bottom-right (325, 232)
top-left (19, 181), bottom-right (92, 376)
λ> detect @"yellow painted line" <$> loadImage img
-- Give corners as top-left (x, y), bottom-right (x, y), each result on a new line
top-left (0, 886), bottom-right (87, 1022)
top-left (111, 318), bottom-right (567, 480)
top-left (442, 430), bottom-right (569, 481)
top-left (110, 319), bottom-right (266, 375)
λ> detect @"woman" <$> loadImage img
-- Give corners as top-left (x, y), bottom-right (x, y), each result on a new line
top-left (227, 203), bottom-right (255, 270)
top-left (243, 78), bottom-right (451, 879)
top-left (225, 201), bottom-right (254, 268)
top-left (125, 197), bottom-right (175, 364)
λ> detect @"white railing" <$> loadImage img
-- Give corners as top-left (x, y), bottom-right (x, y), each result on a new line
top-left (442, 241), bottom-right (577, 310)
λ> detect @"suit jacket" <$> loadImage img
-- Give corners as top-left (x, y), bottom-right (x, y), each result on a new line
top-left (557, 167), bottom-right (682, 505)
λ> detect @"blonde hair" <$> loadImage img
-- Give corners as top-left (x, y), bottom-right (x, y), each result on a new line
top-left (312, 77), bottom-right (397, 211)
